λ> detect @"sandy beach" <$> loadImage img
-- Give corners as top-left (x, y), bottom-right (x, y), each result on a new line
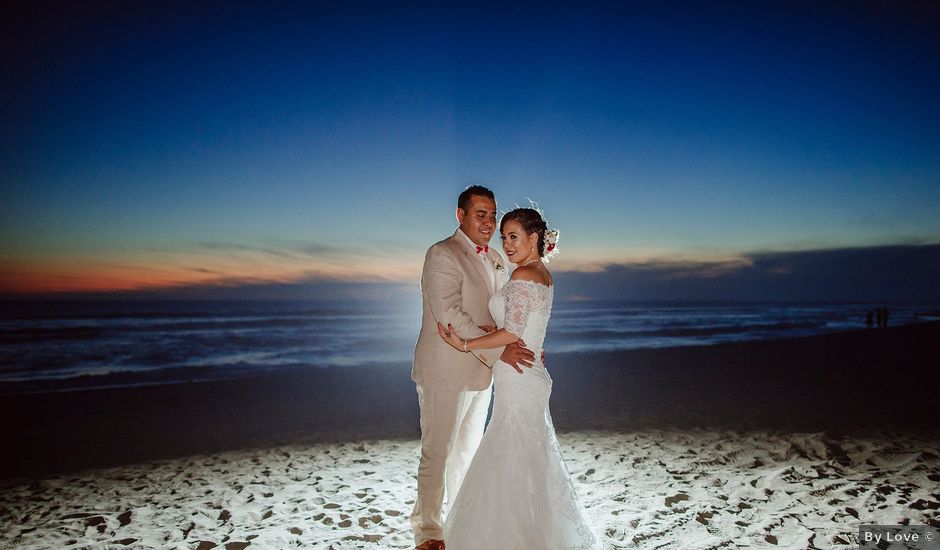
top-left (2, 323), bottom-right (939, 548)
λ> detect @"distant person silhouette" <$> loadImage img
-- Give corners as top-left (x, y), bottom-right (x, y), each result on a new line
top-left (876, 308), bottom-right (884, 328)
top-left (866, 310), bottom-right (873, 329)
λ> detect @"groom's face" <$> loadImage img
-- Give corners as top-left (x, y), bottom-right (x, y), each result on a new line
top-left (457, 195), bottom-right (497, 247)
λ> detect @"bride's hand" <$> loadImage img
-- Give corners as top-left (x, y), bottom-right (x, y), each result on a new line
top-left (478, 324), bottom-right (497, 333)
top-left (437, 322), bottom-right (464, 351)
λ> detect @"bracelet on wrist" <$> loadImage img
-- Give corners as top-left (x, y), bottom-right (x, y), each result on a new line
top-left (463, 339), bottom-right (469, 352)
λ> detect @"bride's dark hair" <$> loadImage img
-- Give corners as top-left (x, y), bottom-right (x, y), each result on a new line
top-left (500, 208), bottom-right (548, 257)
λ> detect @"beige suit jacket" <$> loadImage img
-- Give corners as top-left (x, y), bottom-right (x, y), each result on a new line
top-left (412, 230), bottom-right (507, 391)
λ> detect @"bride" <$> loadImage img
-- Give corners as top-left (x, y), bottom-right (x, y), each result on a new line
top-left (437, 207), bottom-right (602, 550)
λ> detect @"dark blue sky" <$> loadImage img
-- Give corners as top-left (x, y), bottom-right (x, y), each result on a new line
top-left (2, 1), bottom-right (939, 298)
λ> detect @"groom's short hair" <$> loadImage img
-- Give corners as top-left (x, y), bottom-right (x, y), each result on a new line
top-left (457, 185), bottom-right (495, 212)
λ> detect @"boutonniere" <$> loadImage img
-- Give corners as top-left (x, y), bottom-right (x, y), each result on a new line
top-left (492, 255), bottom-right (505, 273)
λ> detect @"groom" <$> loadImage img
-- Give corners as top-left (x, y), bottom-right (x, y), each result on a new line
top-left (410, 185), bottom-right (535, 550)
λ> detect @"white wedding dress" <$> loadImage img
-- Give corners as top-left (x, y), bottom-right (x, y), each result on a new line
top-left (444, 279), bottom-right (603, 550)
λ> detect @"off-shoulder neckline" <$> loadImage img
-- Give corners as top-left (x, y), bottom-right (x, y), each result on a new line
top-left (505, 278), bottom-right (553, 289)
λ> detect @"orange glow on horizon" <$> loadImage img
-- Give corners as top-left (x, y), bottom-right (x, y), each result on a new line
top-left (0, 251), bottom-right (424, 294)
top-left (1, 246), bottom-right (767, 295)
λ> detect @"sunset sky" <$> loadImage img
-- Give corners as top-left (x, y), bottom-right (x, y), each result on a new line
top-left (2, 1), bottom-right (939, 300)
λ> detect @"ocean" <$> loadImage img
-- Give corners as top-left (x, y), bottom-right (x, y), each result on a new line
top-left (1, 300), bottom-right (935, 394)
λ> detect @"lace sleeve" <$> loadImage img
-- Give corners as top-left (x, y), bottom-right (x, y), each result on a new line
top-left (503, 280), bottom-right (532, 337)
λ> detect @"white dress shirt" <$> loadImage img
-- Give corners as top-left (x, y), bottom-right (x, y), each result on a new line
top-left (457, 228), bottom-right (497, 292)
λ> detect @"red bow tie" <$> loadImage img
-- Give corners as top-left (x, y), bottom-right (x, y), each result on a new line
top-left (476, 245), bottom-right (489, 254)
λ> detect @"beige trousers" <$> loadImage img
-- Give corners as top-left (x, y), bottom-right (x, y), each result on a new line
top-left (410, 383), bottom-right (492, 545)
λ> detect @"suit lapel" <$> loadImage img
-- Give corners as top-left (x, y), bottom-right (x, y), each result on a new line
top-left (466, 248), bottom-right (495, 295)
top-left (449, 232), bottom-right (495, 296)
top-left (491, 251), bottom-right (508, 290)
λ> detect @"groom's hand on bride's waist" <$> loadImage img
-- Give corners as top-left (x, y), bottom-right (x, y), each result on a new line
top-left (500, 340), bottom-right (535, 374)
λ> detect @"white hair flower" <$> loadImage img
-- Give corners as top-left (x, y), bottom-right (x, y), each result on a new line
top-left (542, 228), bottom-right (560, 262)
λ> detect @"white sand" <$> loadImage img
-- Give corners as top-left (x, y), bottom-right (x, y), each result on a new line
top-left (2, 430), bottom-right (938, 549)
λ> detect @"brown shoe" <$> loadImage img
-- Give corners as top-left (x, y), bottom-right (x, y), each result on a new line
top-left (416, 540), bottom-right (445, 550)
